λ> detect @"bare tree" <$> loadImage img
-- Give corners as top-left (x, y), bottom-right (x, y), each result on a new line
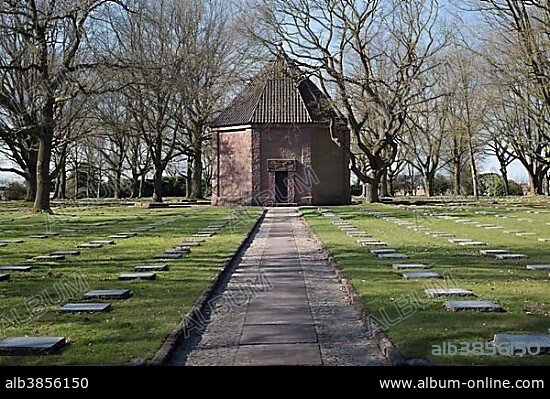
top-left (0, 0), bottom-right (129, 212)
top-left (247, 0), bottom-right (446, 202)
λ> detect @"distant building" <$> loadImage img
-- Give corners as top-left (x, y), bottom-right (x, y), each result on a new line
top-left (210, 52), bottom-right (350, 206)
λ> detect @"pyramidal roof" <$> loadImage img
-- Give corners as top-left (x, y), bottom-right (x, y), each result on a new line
top-left (212, 52), bottom-right (331, 127)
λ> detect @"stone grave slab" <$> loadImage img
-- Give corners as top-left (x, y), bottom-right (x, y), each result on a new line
top-left (50, 250), bottom-right (80, 256)
top-left (448, 238), bottom-right (472, 243)
top-left (479, 249), bottom-right (509, 256)
top-left (0, 239), bottom-right (24, 244)
top-left (28, 235), bottom-right (49, 239)
top-left (0, 337), bottom-right (66, 355)
top-left (445, 300), bottom-right (504, 312)
top-left (403, 271), bottom-right (442, 279)
top-left (76, 243), bottom-right (103, 249)
top-left (358, 240), bottom-right (387, 246)
top-left (153, 253), bottom-right (183, 260)
top-left (168, 246), bottom-right (191, 253)
top-left (462, 221), bottom-right (479, 225)
top-left (526, 265), bottom-right (550, 270)
top-left (0, 243), bottom-right (6, 247)
top-left (425, 288), bottom-right (474, 298)
top-left (109, 234), bottom-right (131, 239)
top-left (0, 273), bottom-right (10, 281)
top-left (476, 224), bottom-right (496, 228)
top-left (370, 248), bottom-right (396, 255)
top-left (194, 232), bottom-right (215, 237)
top-left (90, 240), bottom-right (115, 245)
top-left (485, 226), bottom-right (503, 230)
top-left (516, 232), bottom-right (537, 236)
top-left (493, 334), bottom-right (550, 354)
top-left (396, 221), bottom-right (412, 225)
top-left (60, 303), bottom-right (112, 313)
top-left (117, 232), bottom-right (138, 236)
top-left (0, 266), bottom-right (32, 272)
top-left (134, 227), bottom-right (153, 231)
top-left (347, 232), bottom-right (370, 237)
top-left (392, 264), bottom-right (430, 270)
top-left (538, 238), bottom-right (550, 242)
top-left (207, 224), bottom-right (225, 229)
top-left (118, 272), bottom-right (156, 281)
top-left (495, 254), bottom-right (528, 260)
top-left (32, 255), bottom-right (65, 261)
top-left (180, 240), bottom-right (202, 247)
top-left (504, 230), bottom-right (523, 234)
top-left (431, 232), bottom-right (454, 237)
top-left (458, 241), bottom-right (486, 246)
top-left (134, 264), bottom-right (169, 272)
top-left (414, 227), bottom-right (432, 232)
top-left (339, 226), bottom-right (358, 231)
top-left (83, 289), bottom-right (133, 300)
top-left (379, 253), bottom-right (408, 259)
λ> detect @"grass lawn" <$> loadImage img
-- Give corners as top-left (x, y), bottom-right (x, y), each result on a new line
top-left (302, 197), bottom-right (550, 366)
top-left (0, 201), bottom-right (262, 365)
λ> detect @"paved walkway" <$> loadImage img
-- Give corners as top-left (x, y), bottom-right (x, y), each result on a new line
top-left (169, 208), bottom-right (388, 366)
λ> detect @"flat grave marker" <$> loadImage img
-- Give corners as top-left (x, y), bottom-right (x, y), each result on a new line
top-left (83, 289), bottom-right (133, 300)
top-left (28, 235), bottom-right (49, 239)
top-left (526, 265), bottom-right (550, 270)
top-left (0, 274), bottom-right (10, 281)
top-left (448, 239), bottom-right (472, 243)
top-left (357, 240), bottom-right (386, 246)
top-left (134, 264), bottom-right (169, 272)
top-left (538, 238), bottom-right (550, 242)
top-left (370, 248), bottom-right (396, 255)
top-left (504, 230), bottom-right (523, 234)
top-left (109, 234), bottom-right (131, 239)
top-left (403, 271), bottom-right (442, 279)
top-left (0, 337), bottom-right (66, 355)
top-left (59, 303), bottom-right (112, 313)
top-left (180, 240), bottom-right (202, 246)
top-left (444, 300), bottom-right (504, 312)
top-left (194, 232), bottom-right (215, 237)
top-left (118, 272), bottom-right (156, 281)
top-left (495, 254), bottom-right (528, 260)
top-left (458, 241), bottom-right (486, 246)
top-left (153, 253), bottom-right (183, 260)
top-left (425, 288), bottom-right (474, 298)
top-left (479, 249), bottom-right (510, 256)
top-left (0, 266), bottom-right (32, 272)
top-left (0, 239), bottom-right (24, 244)
top-left (50, 250), bottom-right (80, 256)
top-left (90, 240), bottom-right (115, 245)
top-left (493, 334), bottom-right (550, 354)
top-left (392, 264), bottom-right (430, 270)
top-left (76, 243), bottom-right (103, 249)
top-left (379, 253), bottom-right (408, 259)
top-left (516, 232), bottom-right (537, 237)
top-left (32, 255), bottom-right (65, 261)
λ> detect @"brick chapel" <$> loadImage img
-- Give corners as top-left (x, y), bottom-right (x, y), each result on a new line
top-left (210, 52), bottom-right (350, 206)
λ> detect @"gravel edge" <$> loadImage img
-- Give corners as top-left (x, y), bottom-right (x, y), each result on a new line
top-left (300, 211), bottom-right (408, 366)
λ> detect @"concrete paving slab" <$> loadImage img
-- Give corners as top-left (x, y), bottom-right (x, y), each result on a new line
top-left (234, 343), bottom-right (322, 366)
top-left (240, 324), bottom-right (317, 344)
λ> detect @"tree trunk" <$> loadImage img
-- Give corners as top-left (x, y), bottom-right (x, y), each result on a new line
top-left (467, 141), bottom-right (479, 199)
top-left (186, 160), bottom-right (192, 199)
top-left (33, 131), bottom-right (53, 213)
top-left (422, 172), bottom-right (435, 197)
top-left (152, 166), bottom-right (163, 203)
top-left (499, 165), bottom-right (509, 196)
top-left (380, 170), bottom-right (389, 198)
top-left (452, 162), bottom-right (461, 196)
top-left (528, 173), bottom-right (536, 195)
top-left (25, 170), bottom-right (37, 202)
top-left (114, 161), bottom-right (123, 199)
top-left (365, 173), bottom-right (381, 203)
top-left (189, 146), bottom-right (203, 200)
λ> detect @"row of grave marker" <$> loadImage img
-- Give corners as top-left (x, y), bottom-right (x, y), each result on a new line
top-left (0, 208), bottom-right (245, 355)
top-left (317, 208), bottom-right (550, 354)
